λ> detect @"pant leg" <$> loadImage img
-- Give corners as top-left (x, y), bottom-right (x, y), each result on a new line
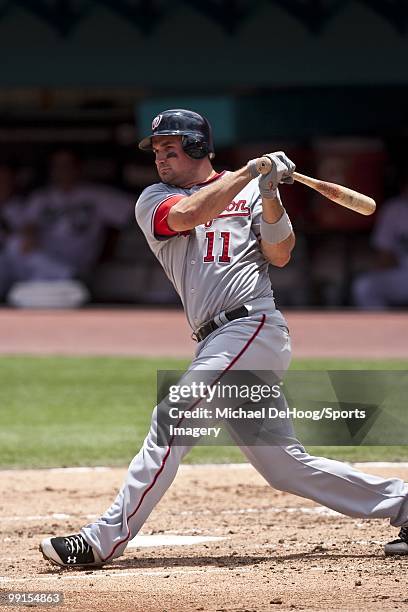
top-left (240, 442), bottom-right (408, 527)
top-left (220, 312), bottom-right (408, 527)
top-left (81, 312), bottom-right (276, 561)
top-left (81, 405), bottom-right (190, 561)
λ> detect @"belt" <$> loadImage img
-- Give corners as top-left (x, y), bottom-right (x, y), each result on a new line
top-left (193, 305), bottom-right (250, 342)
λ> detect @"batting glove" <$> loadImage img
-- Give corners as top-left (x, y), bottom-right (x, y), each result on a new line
top-left (258, 152), bottom-right (296, 199)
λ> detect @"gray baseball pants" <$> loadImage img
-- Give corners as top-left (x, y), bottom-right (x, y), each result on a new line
top-left (82, 302), bottom-right (408, 561)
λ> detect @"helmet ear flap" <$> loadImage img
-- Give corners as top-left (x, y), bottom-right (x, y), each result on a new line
top-left (181, 135), bottom-right (209, 159)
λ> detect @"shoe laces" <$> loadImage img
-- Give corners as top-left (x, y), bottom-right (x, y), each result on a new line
top-left (64, 534), bottom-right (91, 555)
top-left (399, 524), bottom-right (408, 543)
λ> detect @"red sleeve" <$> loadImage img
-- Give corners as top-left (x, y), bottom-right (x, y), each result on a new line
top-left (153, 195), bottom-right (185, 238)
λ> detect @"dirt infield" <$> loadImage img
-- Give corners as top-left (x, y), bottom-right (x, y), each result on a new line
top-left (1, 464), bottom-right (407, 611)
top-left (0, 308), bottom-right (407, 358)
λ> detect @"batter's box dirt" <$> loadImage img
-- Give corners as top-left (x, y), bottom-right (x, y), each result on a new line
top-left (0, 464), bottom-right (407, 611)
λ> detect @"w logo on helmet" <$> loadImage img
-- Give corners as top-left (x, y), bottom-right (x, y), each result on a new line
top-left (152, 114), bottom-right (162, 130)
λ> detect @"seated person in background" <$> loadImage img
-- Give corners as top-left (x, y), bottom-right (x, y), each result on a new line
top-left (353, 174), bottom-right (408, 309)
top-left (6, 148), bottom-right (132, 285)
top-left (0, 161), bottom-right (26, 297)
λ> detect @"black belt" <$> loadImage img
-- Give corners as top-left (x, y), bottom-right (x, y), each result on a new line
top-left (193, 306), bottom-right (250, 342)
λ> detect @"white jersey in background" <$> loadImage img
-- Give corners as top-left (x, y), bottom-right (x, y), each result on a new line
top-left (25, 183), bottom-right (132, 275)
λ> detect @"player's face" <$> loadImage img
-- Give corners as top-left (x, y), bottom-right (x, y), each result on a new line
top-left (152, 136), bottom-right (197, 186)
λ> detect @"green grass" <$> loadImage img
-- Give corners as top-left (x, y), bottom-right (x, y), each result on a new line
top-left (0, 356), bottom-right (407, 468)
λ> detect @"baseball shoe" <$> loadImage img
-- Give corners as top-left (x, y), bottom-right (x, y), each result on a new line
top-left (40, 533), bottom-right (104, 568)
top-left (384, 525), bottom-right (408, 556)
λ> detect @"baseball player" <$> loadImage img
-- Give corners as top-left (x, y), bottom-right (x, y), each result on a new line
top-left (40, 109), bottom-right (408, 567)
top-left (6, 148), bottom-right (132, 284)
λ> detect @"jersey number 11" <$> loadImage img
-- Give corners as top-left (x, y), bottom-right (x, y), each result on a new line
top-left (203, 231), bottom-right (231, 263)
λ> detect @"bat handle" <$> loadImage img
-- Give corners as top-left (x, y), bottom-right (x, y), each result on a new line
top-left (292, 171), bottom-right (316, 187)
top-left (255, 156), bottom-right (273, 175)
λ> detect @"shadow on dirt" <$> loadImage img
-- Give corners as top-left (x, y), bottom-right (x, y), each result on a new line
top-left (38, 551), bottom-right (384, 575)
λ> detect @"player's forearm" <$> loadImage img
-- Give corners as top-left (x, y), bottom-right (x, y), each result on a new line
top-left (261, 233), bottom-right (295, 267)
top-left (260, 194), bottom-right (295, 267)
top-left (168, 167), bottom-right (252, 231)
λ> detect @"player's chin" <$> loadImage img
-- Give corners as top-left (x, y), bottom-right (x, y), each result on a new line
top-left (158, 169), bottom-right (172, 183)
top-left (160, 172), bottom-right (179, 185)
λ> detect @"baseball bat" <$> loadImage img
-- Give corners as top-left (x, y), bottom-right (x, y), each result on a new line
top-left (255, 156), bottom-right (376, 216)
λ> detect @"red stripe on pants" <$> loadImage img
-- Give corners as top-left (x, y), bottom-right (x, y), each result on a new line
top-left (102, 314), bottom-right (266, 561)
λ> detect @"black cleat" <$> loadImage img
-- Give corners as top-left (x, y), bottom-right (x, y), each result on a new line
top-left (384, 525), bottom-right (408, 556)
top-left (40, 534), bottom-right (103, 568)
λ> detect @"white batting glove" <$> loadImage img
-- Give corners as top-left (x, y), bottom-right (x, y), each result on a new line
top-left (247, 151), bottom-right (295, 198)
top-left (258, 152), bottom-right (295, 199)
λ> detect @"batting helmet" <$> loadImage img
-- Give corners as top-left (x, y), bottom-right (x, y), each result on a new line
top-left (138, 109), bottom-right (215, 159)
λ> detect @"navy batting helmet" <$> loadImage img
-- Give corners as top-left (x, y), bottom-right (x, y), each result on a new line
top-left (138, 109), bottom-right (215, 159)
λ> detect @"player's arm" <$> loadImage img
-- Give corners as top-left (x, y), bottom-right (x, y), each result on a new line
top-left (167, 167), bottom-right (253, 231)
top-left (259, 193), bottom-right (295, 267)
top-left (253, 152), bottom-right (296, 267)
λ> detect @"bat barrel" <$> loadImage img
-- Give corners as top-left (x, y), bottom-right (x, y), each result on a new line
top-left (293, 172), bottom-right (376, 216)
top-left (254, 159), bottom-right (376, 216)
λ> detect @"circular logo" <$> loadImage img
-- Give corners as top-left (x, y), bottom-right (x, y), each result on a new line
top-left (152, 114), bottom-right (162, 131)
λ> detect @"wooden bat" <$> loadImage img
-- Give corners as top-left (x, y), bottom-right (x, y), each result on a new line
top-left (255, 156), bottom-right (376, 216)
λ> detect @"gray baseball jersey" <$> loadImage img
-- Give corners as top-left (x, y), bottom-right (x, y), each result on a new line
top-left (135, 173), bottom-right (275, 330)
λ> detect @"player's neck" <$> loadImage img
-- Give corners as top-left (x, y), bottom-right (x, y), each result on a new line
top-left (181, 161), bottom-right (216, 189)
